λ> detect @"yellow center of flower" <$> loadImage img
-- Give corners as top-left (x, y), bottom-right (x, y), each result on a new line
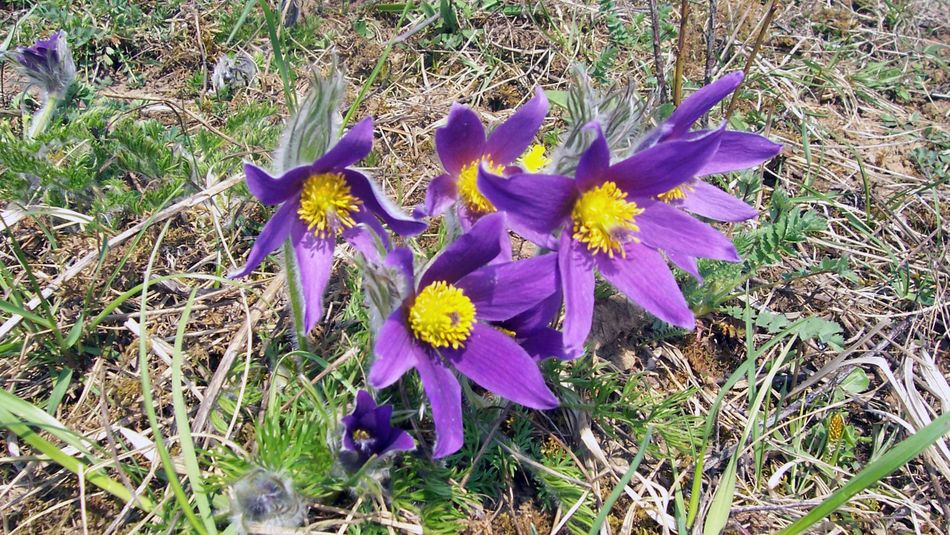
top-left (519, 144), bottom-right (550, 173)
top-left (297, 173), bottom-right (362, 237)
top-left (571, 181), bottom-right (644, 257)
top-left (496, 326), bottom-right (518, 338)
top-left (656, 183), bottom-right (695, 203)
top-left (409, 281), bottom-right (477, 349)
top-left (458, 159), bottom-right (504, 215)
top-left (352, 429), bottom-right (372, 442)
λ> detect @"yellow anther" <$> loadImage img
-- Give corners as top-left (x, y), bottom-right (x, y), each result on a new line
top-left (457, 159), bottom-right (504, 215)
top-left (657, 183), bottom-right (695, 203)
top-left (297, 173), bottom-right (361, 237)
top-left (409, 281), bottom-right (477, 349)
top-left (571, 181), bottom-right (643, 257)
top-left (519, 144), bottom-right (550, 173)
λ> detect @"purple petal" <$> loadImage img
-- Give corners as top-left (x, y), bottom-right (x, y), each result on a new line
top-left (292, 222), bottom-right (336, 332)
top-left (679, 180), bottom-right (758, 222)
top-left (383, 429), bottom-right (415, 454)
top-left (447, 323), bottom-right (558, 409)
top-left (415, 353), bottom-right (463, 458)
top-left (484, 87), bottom-right (548, 166)
top-left (636, 201), bottom-right (740, 261)
top-left (229, 199), bottom-right (299, 278)
top-left (477, 168), bottom-right (577, 237)
top-left (668, 252), bottom-right (703, 283)
top-left (558, 232), bottom-right (595, 355)
top-left (696, 131), bottom-right (782, 176)
top-left (419, 213), bottom-right (505, 288)
top-left (244, 162), bottom-right (311, 205)
top-left (662, 72), bottom-right (743, 140)
top-left (352, 390), bottom-right (376, 421)
top-left (610, 126), bottom-right (724, 198)
top-left (311, 117), bottom-right (374, 173)
top-left (456, 254), bottom-right (558, 321)
top-left (575, 124), bottom-right (611, 190)
top-left (596, 242), bottom-right (694, 329)
top-left (370, 312), bottom-right (426, 388)
top-left (436, 104), bottom-right (486, 176)
top-left (422, 173), bottom-right (458, 218)
top-left (520, 327), bottom-right (568, 361)
top-left (385, 247), bottom-right (416, 297)
top-left (344, 170), bottom-right (427, 237)
top-left (504, 291), bottom-right (562, 333)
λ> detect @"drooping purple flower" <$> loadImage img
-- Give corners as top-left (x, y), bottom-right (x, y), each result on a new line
top-left (10, 30), bottom-right (76, 97)
top-left (419, 88), bottom-right (549, 230)
top-left (642, 72), bottom-right (782, 224)
top-left (479, 125), bottom-right (743, 354)
top-left (230, 117), bottom-right (426, 331)
top-left (340, 390), bottom-right (414, 470)
top-left (368, 214), bottom-right (560, 458)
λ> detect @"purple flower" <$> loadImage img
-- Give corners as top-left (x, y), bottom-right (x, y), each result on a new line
top-left (494, 291), bottom-right (568, 361)
top-left (368, 214), bottom-right (559, 458)
top-left (341, 390), bottom-right (414, 469)
top-left (10, 30), bottom-right (76, 97)
top-left (230, 118), bottom-right (426, 331)
top-left (420, 88), bottom-right (548, 230)
top-left (643, 72), bottom-right (782, 224)
top-left (479, 125), bottom-right (744, 354)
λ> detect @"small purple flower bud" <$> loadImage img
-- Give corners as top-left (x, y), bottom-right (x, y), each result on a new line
top-left (9, 31), bottom-right (76, 97)
top-left (339, 391), bottom-right (414, 471)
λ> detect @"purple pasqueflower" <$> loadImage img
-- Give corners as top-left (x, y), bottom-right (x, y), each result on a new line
top-left (230, 117), bottom-right (426, 331)
top-left (341, 390), bottom-right (414, 468)
top-left (643, 72), bottom-right (782, 224)
top-left (419, 88), bottom-right (548, 230)
top-left (10, 30), bottom-right (76, 97)
top-left (494, 291), bottom-right (568, 361)
top-left (478, 124), bottom-right (744, 354)
top-left (368, 214), bottom-right (559, 458)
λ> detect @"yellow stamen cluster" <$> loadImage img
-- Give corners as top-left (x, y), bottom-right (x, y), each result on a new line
top-left (352, 429), bottom-right (373, 443)
top-left (657, 183), bottom-right (695, 203)
top-left (409, 281), bottom-right (477, 349)
top-left (457, 159), bottom-right (504, 215)
top-left (519, 144), bottom-right (550, 173)
top-left (297, 173), bottom-right (361, 237)
top-left (572, 181), bottom-right (644, 257)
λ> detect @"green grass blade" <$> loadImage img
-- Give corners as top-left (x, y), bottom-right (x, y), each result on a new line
top-left (775, 410), bottom-right (950, 535)
top-left (588, 427), bottom-right (653, 535)
top-left (0, 299), bottom-right (52, 329)
top-left (172, 289), bottom-right (217, 534)
top-left (258, 0), bottom-right (296, 113)
top-left (46, 366), bottom-right (73, 415)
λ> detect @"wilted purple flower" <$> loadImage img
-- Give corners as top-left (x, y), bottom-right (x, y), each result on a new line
top-left (10, 30), bottom-right (76, 97)
top-left (419, 89), bottom-right (548, 230)
top-left (340, 390), bottom-right (414, 470)
top-left (643, 72), bottom-right (782, 223)
top-left (479, 125), bottom-right (743, 354)
top-left (369, 214), bottom-right (559, 458)
top-left (230, 117), bottom-right (426, 331)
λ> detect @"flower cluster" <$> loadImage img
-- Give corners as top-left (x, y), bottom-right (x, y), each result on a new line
top-left (233, 71), bottom-right (780, 458)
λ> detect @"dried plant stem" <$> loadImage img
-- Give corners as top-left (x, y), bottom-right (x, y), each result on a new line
top-left (672, 0), bottom-right (691, 105)
top-left (725, 0), bottom-right (780, 119)
top-left (647, 0), bottom-right (667, 102)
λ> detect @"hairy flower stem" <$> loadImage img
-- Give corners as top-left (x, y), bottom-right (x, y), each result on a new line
top-left (27, 95), bottom-right (57, 139)
top-left (283, 239), bottom-right (310, 351)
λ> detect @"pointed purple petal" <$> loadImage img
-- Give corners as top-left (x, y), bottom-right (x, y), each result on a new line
top-left (519, 327), bottom-right (568, 361)
top-left (609, 126), bottom-right (724, 198)
top-left (343, 170), bottom-right (427, 236)
top-left (679, 181), bottom-right (759, 222)
top-left (370, 311), bottom-right (425, 388)
top-left (636, 201), bottom-right (740, 261)
top-left (455, 254), bottom-right (558, 321)
top-left (575, 124), bottom-right (611, 190)
top-left (436, 104), bottom-right (486, 176)
top-left (354, 391), bottom-right (376, 417)
top-left (229, 199), bottom-right (299, 278)
top-left (477, 168), bottom-right (577, 236)
top-left (503, 291), bottom-right (562, 333)
top-left (696, 131), bottom-right (782, 176)
top-left (663, 72), bottom-right (743, 140)
top-left (447, 324), bottom-right (558, 409)
top-left (415, 354), bottom-right (463, 458)
top-left (596, 242), bottom-right (695, 329)
top-left (385, 430), bottom-right (416, 454)
top-left (422, 173), bottom-right (458, 218)
top-left (668, 252), bottom-right (703, 283)
top-left (419, 213), bottom-right (505, 287)
top-left (484, 87), bottom-right (548, 166)
top-left (558, 232), bottom-right (595, 355)
top-left (244, 162), bottom-right (312, 205)
top-left (311, 117), bottom-right (374, 173)
top-left (292, 222), bottom-right (335, 332)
